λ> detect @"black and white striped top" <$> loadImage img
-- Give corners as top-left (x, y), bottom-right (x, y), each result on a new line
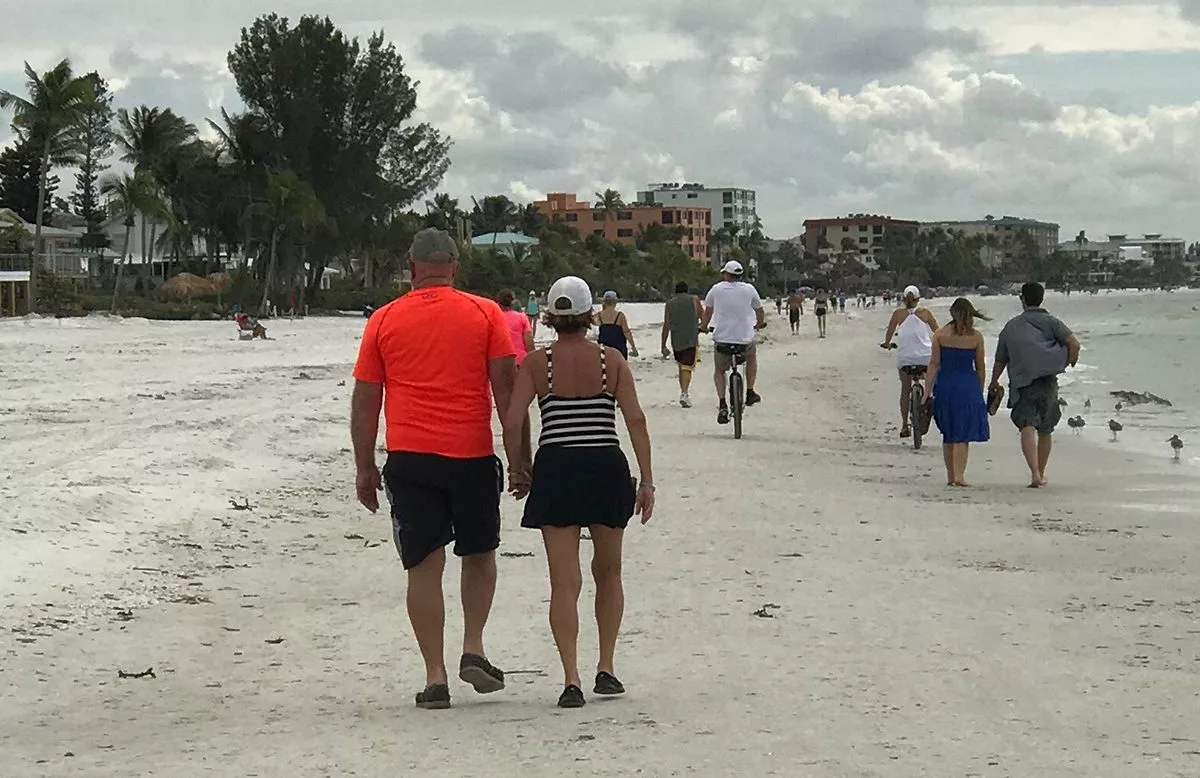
top-left (537, 347), bottom-right (620, 448)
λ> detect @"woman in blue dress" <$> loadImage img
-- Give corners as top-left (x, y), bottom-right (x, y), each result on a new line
top-left (927, 298), bottom-right (991, 486)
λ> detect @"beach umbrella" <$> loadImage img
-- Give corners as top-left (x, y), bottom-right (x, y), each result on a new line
top-left (207, 272), bottom-right (232, 305)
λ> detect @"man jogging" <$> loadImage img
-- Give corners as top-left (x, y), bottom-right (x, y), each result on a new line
top-left (787, 289), bottom-right (804, 335)
top-left (661, 281), bottom-right (704, 408)
top-left (351, 228), bottom-right (524, 709)
top-left (701, 260), bottom-right (765, 425)
top-left (990, 281), bottom-right (1081, 488)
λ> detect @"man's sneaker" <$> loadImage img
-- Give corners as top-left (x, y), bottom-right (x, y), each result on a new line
top-left (746, 389), bottom-right (762, 407)
top-left (717, 404), bottom-right (730, 425)
top-left (680, 392), bottom-right (692, 408)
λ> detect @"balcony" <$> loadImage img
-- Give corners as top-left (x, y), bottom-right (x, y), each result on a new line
top-left (0, 252), bottom-right (93, 278)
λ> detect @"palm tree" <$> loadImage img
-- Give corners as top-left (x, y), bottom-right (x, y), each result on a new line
top-left (423, 193), bottom-right (460, 231)
top-left (100, 171), bottom-right (155, 313)
top-left (594, 188), bottom-right (624, 213)
top-left (0, 59), bottom-right (95, 304)
top-left (249, 170), bottom-right (326, 316)
top-left (116, 106), bottom-right (198, 269)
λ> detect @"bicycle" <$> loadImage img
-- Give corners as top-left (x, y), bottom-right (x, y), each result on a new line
top-left (716, 343), bottom-right (749, 439)
top-left (883, 343), bottom-right (931, 450)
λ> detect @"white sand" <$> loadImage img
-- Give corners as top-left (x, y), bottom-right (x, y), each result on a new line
top-left (3, 310), bottom-right (1200, 777)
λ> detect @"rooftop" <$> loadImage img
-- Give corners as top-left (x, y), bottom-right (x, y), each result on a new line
top-left (471, 232), bottom-right (540, 247)
top-left (928, 215), bottom-right (1059, 228)
top-left (643, 182), bottom-right (752, 192)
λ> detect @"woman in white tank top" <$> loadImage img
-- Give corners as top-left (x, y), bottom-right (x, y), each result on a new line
top-left (881, 288), bottom-right (939, 437)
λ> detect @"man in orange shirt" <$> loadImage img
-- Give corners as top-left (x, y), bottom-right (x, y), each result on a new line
top-left (351, 228), bottom-right (525, 710)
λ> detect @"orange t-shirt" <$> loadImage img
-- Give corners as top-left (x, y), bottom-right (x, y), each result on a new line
top-left (353, 287), bottom-right (516, 458)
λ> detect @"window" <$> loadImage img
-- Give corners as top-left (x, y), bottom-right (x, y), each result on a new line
top-left (593, 212), bottom-right (606, 221)
top-left (617, 211), bottom-right (633, 221)
top-left (723, 207), bottom-right (733, 218)
top-left (723, 192), bottom-right (733, 204)
top-left (565, 213), bottom-right (578, 222)
top-left (859, 236), bottom-right (868, 244)
top-left (687, 193), bottom-right (698, 199)
top-left (705, 212), bottom-right (711, 224)
top-left (858, 225), bottom-right (868, 232)
top-left (860, 248), bottom-right (868, 255)
top-left (617, 228), bottom-right (633, 238)
top-left (842, 226), bottom-right (849, 231)
top-left (593, 229), bottom-right (604, 236)
top-left (662, 211), bottom-right (674, 224)
top-left (873, 225), bottom-right (883, 235)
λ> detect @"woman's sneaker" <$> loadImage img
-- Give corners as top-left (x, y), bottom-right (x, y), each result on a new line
top-left (680, 392), bottom-right (691, 408)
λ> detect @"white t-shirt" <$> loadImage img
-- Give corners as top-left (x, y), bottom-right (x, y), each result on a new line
top-left (704, 281), bottom-right (762, 345)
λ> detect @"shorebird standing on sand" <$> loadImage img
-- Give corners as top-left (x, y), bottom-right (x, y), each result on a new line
top-left (1109, 419), bottom-right (1123, 442)
top-left (1084, 399), bottom-right (1092, 411)
top-left (1168, 435), bottom-right (1184, 461)
top-left (1067, 416), bottom-right (1086, 434)
top-left (1115, 402), bottom-right (1124, 414)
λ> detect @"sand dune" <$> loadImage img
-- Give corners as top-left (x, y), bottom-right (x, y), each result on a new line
top-left (2, 309), bottom-right (1199, 777)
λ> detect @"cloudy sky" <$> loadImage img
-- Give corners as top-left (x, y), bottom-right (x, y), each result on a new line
top-left (4, 0), bottom-right (1200, 241)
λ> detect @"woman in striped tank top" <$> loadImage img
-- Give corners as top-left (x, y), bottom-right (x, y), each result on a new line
top-left (503, 275), bottom-right (655, 710)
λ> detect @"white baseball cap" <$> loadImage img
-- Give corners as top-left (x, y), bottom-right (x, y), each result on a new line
top-left (903, 285), bottom-right (920, 298)
top-left (722, 260), bottom-right (744, 275)
top-left (547, 276), bottom-right (594, 316)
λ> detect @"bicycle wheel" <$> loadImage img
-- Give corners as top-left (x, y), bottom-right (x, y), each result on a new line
top-left (910, 383), bottom-right (924, 450)
top-left (730, 370), bottom-right (745, 440)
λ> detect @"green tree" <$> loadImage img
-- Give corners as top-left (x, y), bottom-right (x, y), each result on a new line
top-left (227, 14), bottom-right (451, 299)
top-left (247, 169), bottom-right (326, 315)
top-left (0, 59), bottom-right (95, 303)
top-left (71, 73), bottom-right (115, 239)
top-left (423, 192), bottom-right (460, 231)
top-left (470, 195), bottom-right (518, 234)
top-left (100, 170), bottom-right (156, 313)
top-left (0, 135), bottom-right (58, 223)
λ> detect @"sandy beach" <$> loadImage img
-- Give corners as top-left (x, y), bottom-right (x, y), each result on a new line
top-left (3, 308), bottom-right (1200, 777)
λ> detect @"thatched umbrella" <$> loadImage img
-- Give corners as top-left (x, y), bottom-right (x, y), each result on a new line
top-left (161, 272), bottom-right (215, 303)
top-left (207, 272), bottom-right (231, 306)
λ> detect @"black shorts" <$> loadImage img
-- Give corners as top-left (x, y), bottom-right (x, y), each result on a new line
top-left (815, 307), bottom-right (827, 317)
top-left (382, 452), bottom-right (503, 569)
top-left (522, 446), bottom-right (635, 530)
top-left (673, 346), bottom-right (698, 367)
top-left (789, 309), bottom-right (800, 324)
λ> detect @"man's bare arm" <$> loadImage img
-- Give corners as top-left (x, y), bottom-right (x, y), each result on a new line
top-left (351, 380), bottom-right (384, 469)
top-left (489, 355), bottom-right (527, 459)
top-left (700, 306), bottom-right (715, 332)
top-left (1065, 335), bottom-right (1081, 367)
top-left (990, 360), bottom-right (1007, 388)
top-left (661, 304), bottom-right (671, 353)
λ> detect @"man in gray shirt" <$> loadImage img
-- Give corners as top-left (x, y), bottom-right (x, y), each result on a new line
top-left (661, 281), bottom-right (704, 408)
top-left (990, 282), bottom-right (1082, 488)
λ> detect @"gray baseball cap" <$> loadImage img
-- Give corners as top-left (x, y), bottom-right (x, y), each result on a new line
top-left (409, 228), bottom-right (459, 263)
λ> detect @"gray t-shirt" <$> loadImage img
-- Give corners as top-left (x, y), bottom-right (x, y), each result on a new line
top-left (995, 307), bottom-right (1072, 392)
top-left (665, 294), bottom-right (700, 351)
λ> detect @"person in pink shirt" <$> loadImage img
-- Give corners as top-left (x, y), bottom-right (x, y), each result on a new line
top-left (498, 289), bottom-right (535, 365)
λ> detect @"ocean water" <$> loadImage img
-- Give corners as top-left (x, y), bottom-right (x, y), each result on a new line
top-left (617, 290), bottom-right (1200, 468)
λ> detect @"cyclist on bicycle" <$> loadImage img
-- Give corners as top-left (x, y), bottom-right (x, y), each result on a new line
top-left (881, 285), bottom-right (939, 438)
top-left (701, 261), bottom-right (765, 425)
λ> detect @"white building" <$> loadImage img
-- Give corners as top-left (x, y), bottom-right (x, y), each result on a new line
top-left (636, 183), bottom-right (757, 236)
top-left (1102, 233), bottom-right (1185, 264)
top-left (923, 215), bottom-right (1060, 269)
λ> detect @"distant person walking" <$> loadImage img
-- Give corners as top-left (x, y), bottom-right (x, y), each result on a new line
top-left (813, 289), bottom-right (830, 338)
top-left (497, 289), bottom-right (535, 366)
top-left (661, 281), bottom-right (703, 407)
top-left (351, 228), bottom-right (522, 710)
top-left (526, 291), bottom-right (540, 335)
top-left (504, 275), bottom-right (655, 709)
top-left (927, 298), bottom-right (991, 486)
top-left (787, 290), bottom-right (804, 334)
top-left (990, 282), bottom-right (1081, 488)
top-left (597, 291), bottom-right (638, 359)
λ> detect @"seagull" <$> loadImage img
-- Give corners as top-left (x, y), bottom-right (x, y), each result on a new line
top-left (1109, 419), bottom-right (1123, 442)
top-left (1168, 435), bottom-right (1184, 461)
top-left (1084, 399), bottom-right (1092, 411)
top-left (1115, 402), bottom-right (1123, 414)
top-left (1058, 398), bottom-right (1068, 408)
top-left (1067, 416), bottom-right (1086, 434)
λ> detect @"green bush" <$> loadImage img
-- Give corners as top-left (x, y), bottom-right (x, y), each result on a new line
top-left (313, 282), bottom-right (400, 312)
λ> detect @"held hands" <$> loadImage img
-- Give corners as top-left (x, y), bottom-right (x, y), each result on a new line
top-left (661, 346), bottom-right (671, 359)
top-left (356, 465), bottom-right (382, 513)
top-left (629, 346), bottom-right (639, 358)
top-left (508, 463), bottom-right (532, 500)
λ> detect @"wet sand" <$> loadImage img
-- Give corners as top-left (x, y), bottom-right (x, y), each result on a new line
top-left (2, 311), bottom-right (1199, 777)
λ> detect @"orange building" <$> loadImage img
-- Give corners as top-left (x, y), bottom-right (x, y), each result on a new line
top-left (534, 193), bottom-right (711, 262)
